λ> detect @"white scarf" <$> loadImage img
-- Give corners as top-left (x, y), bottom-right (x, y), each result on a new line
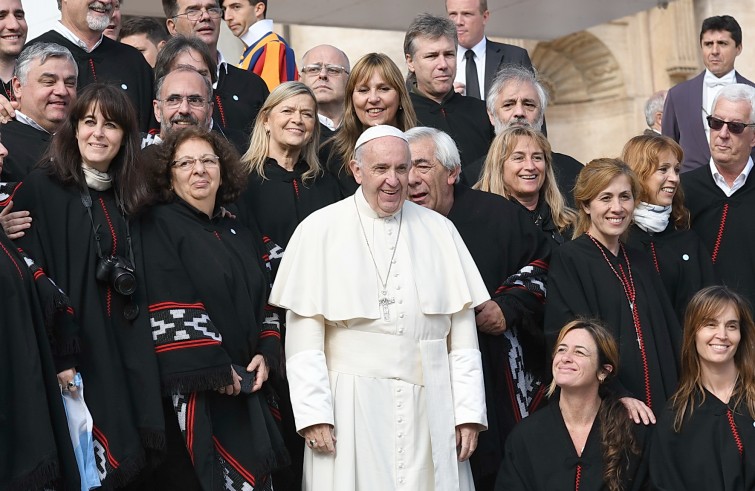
top-left (82, 163), bottom-right (112, 191)
top-left (633, 202), bottom-right (671, 233)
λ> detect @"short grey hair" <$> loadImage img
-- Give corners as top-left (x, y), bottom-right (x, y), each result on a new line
top-left (487, 64), bottom-right (547, 132)
top-left (155, 66), bottom-right (213, 102)
top-left (712, 83), bottom-right (755, 123)
top-left (644, 90), bottom-right (666, 127)
top-left (15, 43), bottom-right (78, 85)
top-left (405, 126), bottom-right (461, 183)
top-left (403, 13), bottom-right (457, 58)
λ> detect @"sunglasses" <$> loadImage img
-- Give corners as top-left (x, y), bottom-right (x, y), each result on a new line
top-left (707, 115), bottom-right (755, 134)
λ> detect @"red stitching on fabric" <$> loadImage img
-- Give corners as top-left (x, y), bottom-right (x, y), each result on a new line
top-left (214, 95), bottom-right (227, 127)
top-left (575, 463), bottom-right (582, 491)
top-left (293, 179), bottom-right (300, 199)
top-left (0, 240), bottom-right (22, 279)
top-left (711, 203), bottom-right (728, 264)
top-left (726, 408), bottom-right (744, 456)
top-left (99, 197), bottom-right (117, 254)
top-left (213, 231), bottom-right (221, 241)
top-left (88, 58), bottom-right (97, 81)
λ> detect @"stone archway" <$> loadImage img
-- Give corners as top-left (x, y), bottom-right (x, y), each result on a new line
top-left (532, 31), bottom-right (625, 105)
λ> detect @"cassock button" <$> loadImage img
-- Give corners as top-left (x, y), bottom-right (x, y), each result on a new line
top-left (398, 328), bottom-right (404, 334)
top-left (399, 478), bottom-right (405, 484)
top-left (233, 95), bottom-right (239, 101)
top-left (398, 463), bottom-right (405, 469)
top-left (397, 417), bottom-right (403, 423)
top-left (396, 402), bottom-right (403, 408)
top-left (389, 246), bottom-right (395, 250)
top-left (396, 387), bottom-right (402, 393)
top-left (392, 259), bottom-right (397, 264)
top-left (397, 432), bottom-right (403, 437)
top-left (682, 254), bottom-right (690, 261)
top-left (398, 448), bottom-right (404, 454)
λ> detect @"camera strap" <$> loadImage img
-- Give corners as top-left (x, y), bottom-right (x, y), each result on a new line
top-left (79, 186), bottom-right (135, 267)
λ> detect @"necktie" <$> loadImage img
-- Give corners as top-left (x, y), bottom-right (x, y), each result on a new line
top-left (465, 50), bottom-right (481, 99)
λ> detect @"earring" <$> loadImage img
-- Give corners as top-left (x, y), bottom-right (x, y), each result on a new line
top-left (399, 105), bottom-right (403, 111)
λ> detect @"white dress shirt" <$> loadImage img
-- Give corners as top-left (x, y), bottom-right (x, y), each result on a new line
top-left (53, 21), bottom-right (103, 53)
top-left (455, 38), bottom-right (487, 99)
top-left (710, 156), bottom-right (753, 197)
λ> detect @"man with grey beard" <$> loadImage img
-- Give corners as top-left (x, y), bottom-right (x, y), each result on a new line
top-left (26, 0), bottom-right (154, 131)
top-left (464, 64), bottom-right (582, 206)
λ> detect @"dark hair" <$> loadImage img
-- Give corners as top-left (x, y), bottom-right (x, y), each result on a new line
top-left (700, 15), bottom-right (742, 47)
top-left (549, 319), bottom-right (640, 491)
top-left (149, 127), bottom-right (246, 207)
top-left (154, 35), bottom-right (218, 86)
top-left (671, 285), bottom-right (755, 431)
top-left (41, 83), bottom-right (146, 214)
top-left (119, 17), bottom-right (170, 45)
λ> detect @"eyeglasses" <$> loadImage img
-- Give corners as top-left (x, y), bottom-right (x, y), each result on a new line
top-left (707, 115), bottom-right (755, 134)
top-left (172, 7), bottom-right (223, 21)
top-left (301, 63), bottom-right (349, 77)
top-left (158, 95), bottom-right (208, 109)
top-left (172, 154), bottom-right (220, 171)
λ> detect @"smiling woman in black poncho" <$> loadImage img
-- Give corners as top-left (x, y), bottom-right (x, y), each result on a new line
top-left (139, 127), bottom-right (289, 490)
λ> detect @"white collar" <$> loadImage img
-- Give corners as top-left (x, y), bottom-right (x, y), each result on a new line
top-left (54, 21), bottom-right (103, 53)
top-left (240, 19), bottom-right (274, 48)
top-left (704, 68), bottom-right (736, 87)
top-left (14, 111), bottom-right (50, 134)
top-left (457, 37), bottom-right (486, 60)
top-left (709, 156), bottom-right (753, 195)
top-left (318, 113), bottom-right (337, 131)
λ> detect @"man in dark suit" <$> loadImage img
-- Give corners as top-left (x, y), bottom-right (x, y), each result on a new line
top-left (446, 0), bottom-right (532, 100)
top-left (662, 15), bottom-right (755, 172)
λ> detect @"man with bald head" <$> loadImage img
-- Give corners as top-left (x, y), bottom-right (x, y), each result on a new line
top-left (271, 125), bottom-right (488, 491)
top-left (299, 44), bottom-right (349, 136)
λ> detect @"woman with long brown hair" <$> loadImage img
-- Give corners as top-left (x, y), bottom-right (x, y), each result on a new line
top-left (321, 53), bottom-right (417, 195)
top-left (544, 158), bottom-right (681, 425)
top-left (622, 134), bottom-right (716, 321)
top-left (475, 126), bottom-right (576, 245)
top-left (497, 319), bottom-right (649, 490)
top-left (650, 285), bottom-right (755, 490)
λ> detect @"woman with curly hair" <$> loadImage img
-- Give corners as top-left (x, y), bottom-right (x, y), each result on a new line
top-left (475, 126), bottom-right (576, 245)
top-left (321, 53), bottom-right (417, 195)
top-left (497, 319), bottom-right (649, 490)
top-left (650, 285), bottom-right (755, 490)
top-left (140, 127), bottom-right (289, 489)
top-left (622, 134), bottom-right (717, 322)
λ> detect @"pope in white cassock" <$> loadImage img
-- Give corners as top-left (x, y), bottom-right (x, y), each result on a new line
top-left (269, 125), bottom-right (489, 490)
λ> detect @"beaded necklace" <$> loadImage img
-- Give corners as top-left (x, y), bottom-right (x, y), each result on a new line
top-left (587, 233), bottom-right (652, 408)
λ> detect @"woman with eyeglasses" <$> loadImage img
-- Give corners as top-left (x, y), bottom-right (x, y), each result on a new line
top-left (544, 158), bottom-right (681, 427)
top-left (622, 134), bottom-right (717, 322)
top-left (496, 319), bottom-right (650, 491)
top-left (139, 126), bottom-right (289, 489)
top-left (11, 84), bottom-right (164, 488)
top-left (236, 81), bottom-right (341, 491)
top-left (650, 285), bottom-right (755, 490)
top-left (321, 53), bottom-right (417, 195)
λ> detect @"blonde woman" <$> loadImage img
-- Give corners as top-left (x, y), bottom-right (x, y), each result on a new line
top-left (476, 126), bottom-right (576, 245)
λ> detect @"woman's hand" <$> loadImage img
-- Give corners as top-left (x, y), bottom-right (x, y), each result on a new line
top-left (456, 423), bottom-right (480, 461)
top-left (218, 366), bottom-right (242, 396)
top-left (302, 423), bottom-right (336, 455)
top-left (0, 201), bottom-right (31, 239)
top-left (247, 354), bottom-right (268, 392)
top-left (620, 397), bottom-right (656, 425)
top-left (57, 368), bottom-right (78, 398)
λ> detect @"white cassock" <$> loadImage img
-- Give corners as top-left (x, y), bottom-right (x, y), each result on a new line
top-left (270, 188), bottom-right (489, 491)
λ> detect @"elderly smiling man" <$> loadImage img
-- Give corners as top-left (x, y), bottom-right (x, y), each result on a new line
top-left (29, 0), bottom-right (154, 131)
top-left (270, 125), bottom-right (488, 491)
top-left (406, 126), bottom-right (550, 491)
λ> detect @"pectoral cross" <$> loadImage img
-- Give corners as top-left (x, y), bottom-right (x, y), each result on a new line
top-left (379, 291), bottom-right (395, 321)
